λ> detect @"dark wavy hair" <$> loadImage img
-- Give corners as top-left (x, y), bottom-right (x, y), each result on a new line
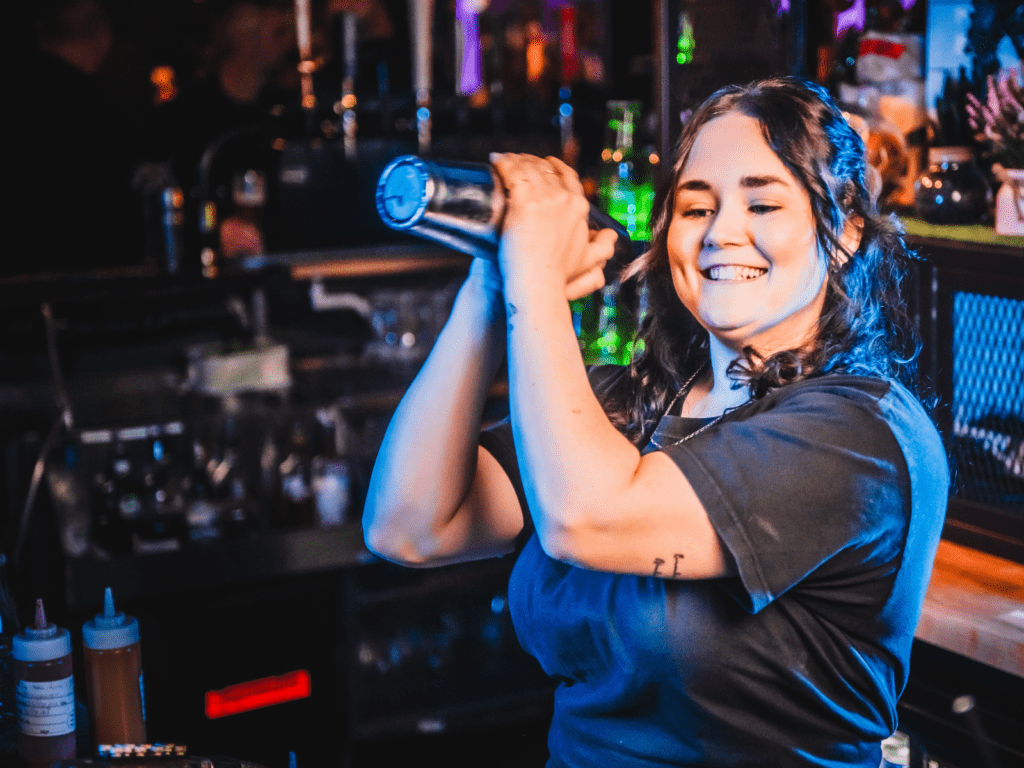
top-left (603, 76), bottom-right (923, 445)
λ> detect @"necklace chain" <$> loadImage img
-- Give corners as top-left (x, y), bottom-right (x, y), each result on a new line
top-left (647, 363), bottom-right (727, 450)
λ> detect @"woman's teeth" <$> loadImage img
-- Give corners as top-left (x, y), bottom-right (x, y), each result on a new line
top-left (704, 265), bottom-right (767, 281)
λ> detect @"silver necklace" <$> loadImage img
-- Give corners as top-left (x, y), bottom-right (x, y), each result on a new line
top-left (647, 363), bottom-right (730, 449)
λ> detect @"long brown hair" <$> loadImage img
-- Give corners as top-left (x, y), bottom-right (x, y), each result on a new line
top-left (603, 77), bottom-right (921, 445)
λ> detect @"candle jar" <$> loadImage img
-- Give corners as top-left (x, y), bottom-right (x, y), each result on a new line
top-left (913, 147), bottom-right (991, 224)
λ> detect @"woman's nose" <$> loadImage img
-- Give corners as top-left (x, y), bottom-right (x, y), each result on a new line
top-left (702, 205), bottom-right (747, 250)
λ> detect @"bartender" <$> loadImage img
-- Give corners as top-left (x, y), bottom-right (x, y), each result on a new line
top-left (363, 76), bottom-right (949, 767)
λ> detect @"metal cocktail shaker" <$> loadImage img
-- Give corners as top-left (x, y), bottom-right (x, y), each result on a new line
top-left (375, 155), bottom-right (634, 262)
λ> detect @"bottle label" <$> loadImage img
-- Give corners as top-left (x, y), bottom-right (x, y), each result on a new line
top-left (16, 677), bottom-right (75, 736)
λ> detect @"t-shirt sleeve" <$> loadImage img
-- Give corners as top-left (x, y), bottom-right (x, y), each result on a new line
top-left (478, 416), bottom-right (532, 536)
top-left (662, 380), bottom-right (912, 614)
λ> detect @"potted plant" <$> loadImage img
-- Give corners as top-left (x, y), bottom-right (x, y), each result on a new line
top-left (966, 71), bottom-right (1024, 235)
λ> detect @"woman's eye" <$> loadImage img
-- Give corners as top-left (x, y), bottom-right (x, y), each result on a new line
top-left (750, 204), bottom-right (780, 214)
top-left (683, 207), bottom-right (714, 219)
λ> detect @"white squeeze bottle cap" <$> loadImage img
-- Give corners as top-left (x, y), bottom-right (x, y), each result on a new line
top-left (13, 598), bottom-right (72, 661)
top-left (82, 587), bottom-right (140, 650)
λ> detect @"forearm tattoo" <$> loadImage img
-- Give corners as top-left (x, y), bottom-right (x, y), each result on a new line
top-left (653, 553), bottom-right (685, 578)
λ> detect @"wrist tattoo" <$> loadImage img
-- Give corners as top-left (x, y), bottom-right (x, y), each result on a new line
top-left (506, 302), bottom-right (518, 331)
top-left (652, 553), bottom-right (685, 578)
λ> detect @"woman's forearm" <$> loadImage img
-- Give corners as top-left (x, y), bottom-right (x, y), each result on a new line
top-left (503, 276), bottom-right (642, 543)
top-left (363, 263), bottom-right (508, 563)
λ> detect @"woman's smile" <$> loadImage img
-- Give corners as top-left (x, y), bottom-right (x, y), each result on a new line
top-left (701, 265), bottom-right (768, 281)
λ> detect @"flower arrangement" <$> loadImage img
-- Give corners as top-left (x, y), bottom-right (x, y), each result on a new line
top-left (966, 71), bottom-right (1024, 171)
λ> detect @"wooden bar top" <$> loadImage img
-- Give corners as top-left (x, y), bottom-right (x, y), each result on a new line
top-left (916, 540), bottom-right (1024, 678)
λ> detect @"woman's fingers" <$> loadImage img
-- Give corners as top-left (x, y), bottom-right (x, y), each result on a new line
top-left (491, 153), bottom-right (566, 194)
top-left (547, 156), bottom-right (584, 197)
top-left (565, 265), bottom-right (607, 302)
top-left (489, 152), bottom-right (605, 295)
top-left (564, 227), bottom-right (617, 300)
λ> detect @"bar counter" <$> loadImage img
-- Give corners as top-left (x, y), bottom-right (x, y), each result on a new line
top-left (916, 540), bottom-right (1024, 679)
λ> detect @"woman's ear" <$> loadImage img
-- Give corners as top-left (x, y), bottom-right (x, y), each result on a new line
top-left (833, 214), bottom-right (863, 268)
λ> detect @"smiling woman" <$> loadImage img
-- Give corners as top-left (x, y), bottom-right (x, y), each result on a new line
top-left (363, 77), bottom-right (950, 767)
top-left (614, 76), bottom-right (922, 430)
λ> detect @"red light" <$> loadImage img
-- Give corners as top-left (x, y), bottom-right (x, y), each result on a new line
top-left (205, 670), bottom-right (311, 719)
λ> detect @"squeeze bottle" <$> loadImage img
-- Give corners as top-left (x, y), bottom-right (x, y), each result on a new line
top-left (13, 599), bottom-right (76, 766)
top-left (82, 587), bottom-right (146, 746)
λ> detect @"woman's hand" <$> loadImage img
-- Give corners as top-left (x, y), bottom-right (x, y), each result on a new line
top-left (489, 153), bottom-right (617, 302)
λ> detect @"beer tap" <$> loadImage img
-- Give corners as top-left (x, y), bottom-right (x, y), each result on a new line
top-left (409, 0), bottom-right (435, 154)
top-left (293, 0), bottom-right (317, 133)
top-left (341, 12), bottom-right (358, 160)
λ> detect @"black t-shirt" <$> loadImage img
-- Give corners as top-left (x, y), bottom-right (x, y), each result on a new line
top-left (480, 369), bottom-right (948, 767)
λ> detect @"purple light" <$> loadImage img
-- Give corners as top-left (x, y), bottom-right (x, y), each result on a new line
top-left (775, 0), bottom-right (790, 15)
top-left (456, 0), bottom-right (483, 95)
top-left (835, 0), bottom-right (865, 38)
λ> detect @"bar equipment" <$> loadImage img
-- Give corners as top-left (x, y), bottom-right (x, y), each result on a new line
top-left (341, 11), bottom-right (359, 160)
top-left (375, 154), bottom-right (634, 262)
top-left (410, 0), bottom-right (435, 154)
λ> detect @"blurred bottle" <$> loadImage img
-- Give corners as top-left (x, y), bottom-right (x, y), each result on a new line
top-left (210, 411), bottom-right (254, 539)
top-left (556, 5), bottom-right (578, 167)
top-left (135, 162), bottom-right (185, 274)
top-left (91, 440), bottom-right (138, 556)
top-left (135, 426), bottom-right (187, 551)
top-left (13, 600), bottom-right (76, 767)
top-left (311, 408), bottom-right (353, 528)
top-left (0, 553), bottom-right (19, 761)
top-left (82, 588), bottom-right (145, 748)
top-left (582, 281), bottom-right (638, 366)
top-left (224, 169), bottom-right (267, 258)
top-left (275, 420), bottom-right (315, 528)
top-left (598, 100), bottom-right (655, 243)
top-left (570, 293), bottom-right (600, 360)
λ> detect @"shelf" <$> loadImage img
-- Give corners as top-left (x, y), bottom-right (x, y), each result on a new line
top-left (63, 523), bottom-right (374, 610)
top-left (0, 264), bottom-right (289, 310)
top-left (238, 242), bottom-right (472, 281)
top-left (902, 217), bottom-right (1024, 249)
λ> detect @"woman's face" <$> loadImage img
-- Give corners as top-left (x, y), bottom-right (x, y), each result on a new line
top-left (665, 111), bottom-right (829, 356)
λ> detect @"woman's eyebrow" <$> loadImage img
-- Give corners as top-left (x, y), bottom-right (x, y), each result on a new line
top-left (676, 175), bottom-right (790, 191)
top-left (740, 174), bottom-right (789, 188)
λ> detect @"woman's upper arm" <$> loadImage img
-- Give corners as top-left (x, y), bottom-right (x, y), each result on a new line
top-left (537, 448), bottom-right (736, 580)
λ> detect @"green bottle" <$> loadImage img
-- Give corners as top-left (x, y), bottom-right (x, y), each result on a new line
top-left (581, 282), bottom-right (638, 366)
top-left (598, 101), bottom-right (655, 245)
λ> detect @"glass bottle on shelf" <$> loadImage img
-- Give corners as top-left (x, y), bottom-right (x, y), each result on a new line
top-left (598, 100), bottom-right (655, 244)
top-left (311, 407), bottom-right (353, 528)
top-left (581, 280), bottom-right (639, 366)
top-left (275, 419), bottom-right (315, 528)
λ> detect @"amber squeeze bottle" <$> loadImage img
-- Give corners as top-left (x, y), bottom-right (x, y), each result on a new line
top-left (82, 587), bottom-right (146, 748)
top-left (13, 599), bottom-right (77, 766)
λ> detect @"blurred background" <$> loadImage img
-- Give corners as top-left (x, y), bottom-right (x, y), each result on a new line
top-left (2, 2), bottom-right (1022, 767)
